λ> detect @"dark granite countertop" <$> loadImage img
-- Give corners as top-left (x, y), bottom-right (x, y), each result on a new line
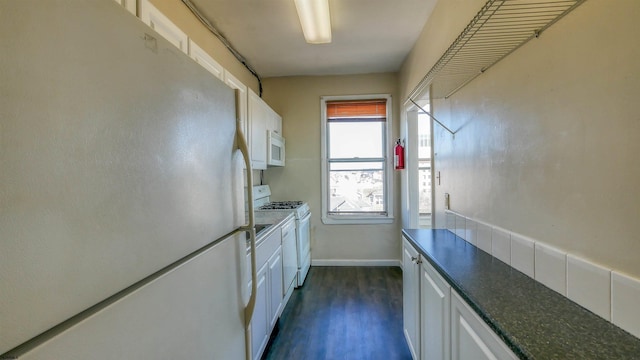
top-left (402, 229), bottom-right (640, 360)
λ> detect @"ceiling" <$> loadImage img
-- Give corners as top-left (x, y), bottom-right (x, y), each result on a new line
top-left (188, 0), bottom-right (438, 78)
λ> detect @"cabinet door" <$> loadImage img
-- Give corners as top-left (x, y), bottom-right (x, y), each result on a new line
top-left (421, 261), bottom-right (450, 360)
top-left (451, 291), bottom-right (517, 360)
top-left (248, 89), bottom-right (267, 170)
top-left (224, 72), bottom-right (248, 144)
top-left (251, 262), bottom-right (269, 360)
top-left (402, 237), bottom-right (421, 360)
top-left (268, 246), bottom-right (284, 328)
top-left (140, 0), bottom-right (188, 53)
top-left (113, 0), bottom-right (136, 15)
top-left (188, 39), bottom-right (224, 81)
top-left (266, 106), bottom-right (283, 135)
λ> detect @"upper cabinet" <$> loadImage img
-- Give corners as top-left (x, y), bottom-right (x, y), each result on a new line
top-left (140, 0), bottom-right (188, 54)
top-left (113, 0), bottom-right (136, 15)
top-left (188, 39), bottom-right (224, 81)
top-left (266, 104), bottom-right (282, 135)
top-left (224, 72), bottom-right (248, 142)
top-left (248, 89), bottom-right (268, 170)
top-left (248, 89), bottom-right (285, 170)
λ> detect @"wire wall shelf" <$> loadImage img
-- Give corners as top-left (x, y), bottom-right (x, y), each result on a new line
top-left (410, 0), bottom-right (586, 100)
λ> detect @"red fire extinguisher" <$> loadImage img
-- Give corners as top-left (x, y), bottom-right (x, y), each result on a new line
top-left (394, 139), bottom-right (405, 170)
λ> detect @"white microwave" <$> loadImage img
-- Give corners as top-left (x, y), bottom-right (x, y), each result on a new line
top-left (267, 130), bottom-right (285, 167)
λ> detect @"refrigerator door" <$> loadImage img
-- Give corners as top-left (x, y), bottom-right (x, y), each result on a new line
top-left (18, 234), bottom-right (246, 360)
top-left (1, 0), bottom-right (242, 354)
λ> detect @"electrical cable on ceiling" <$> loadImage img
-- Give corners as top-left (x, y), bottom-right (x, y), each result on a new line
top-left (181, 0), bottom-right (263, 97)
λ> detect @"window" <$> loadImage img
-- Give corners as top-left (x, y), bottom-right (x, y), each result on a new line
top-left (417, 112), bottom-right (432, 221)
top-left (321, 95), bottom-right (393, 224)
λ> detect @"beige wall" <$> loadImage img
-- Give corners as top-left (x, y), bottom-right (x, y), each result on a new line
top-left (149, 0), bottom-right (259, 94)
top-left (261, 74), bottom-right (402, 263)
top-left (399, 0), bottom-right (640, 278)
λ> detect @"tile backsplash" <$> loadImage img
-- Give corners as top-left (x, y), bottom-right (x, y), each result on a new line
top-left (510, 234), bottom-right (535, 279)
top-left (534, 242), bottom-right (567, 296)
top-left (612, 272), bottom-right (640, 338)
top-left (444, 210), bottom-right (640, 339)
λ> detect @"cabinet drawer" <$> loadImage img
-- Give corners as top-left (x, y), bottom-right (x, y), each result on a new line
top-left (247, 227), bottom-right (282, 269)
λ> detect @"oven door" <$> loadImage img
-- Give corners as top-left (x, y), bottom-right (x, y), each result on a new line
top-left (295, 211), bottom-right (311, 286)
top-left (267, 130), bottom-right (285, 167)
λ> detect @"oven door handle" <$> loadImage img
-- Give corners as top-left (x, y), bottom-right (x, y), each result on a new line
top-left (299, 211), bottom-right (311, 224)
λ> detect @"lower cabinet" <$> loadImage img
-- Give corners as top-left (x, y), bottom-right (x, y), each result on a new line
top-left (421, 257), bottom-right (450, 360)
top-left (251, 262), bottom-right (269, 360)
top-left (403, 239), bottom-right (518, 360)
top-left (268, 247), bottom-right (284, 329)
top-left (249, 228), bottom-right (284, 360)
top-left (450, 291), bottom-right (517, 360)
top-left (403, 237), bottom-right (421, 359)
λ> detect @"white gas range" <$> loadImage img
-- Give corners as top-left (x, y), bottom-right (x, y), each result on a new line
top-left (253, 185), bottom-right (311, 287)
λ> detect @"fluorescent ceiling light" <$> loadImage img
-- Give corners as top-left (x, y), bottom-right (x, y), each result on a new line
top-left (294, 0), bottom-right (332, 44)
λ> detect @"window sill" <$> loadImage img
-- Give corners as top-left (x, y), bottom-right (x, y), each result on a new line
top-left (321, 216), bottom-right (395, 225)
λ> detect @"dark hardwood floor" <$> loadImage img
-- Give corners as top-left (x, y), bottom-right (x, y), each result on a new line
top-left (263, 266), bottom-right (412, 360)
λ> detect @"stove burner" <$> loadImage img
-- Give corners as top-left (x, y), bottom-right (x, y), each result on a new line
top-left (258, 201), bottom-right (303, 210)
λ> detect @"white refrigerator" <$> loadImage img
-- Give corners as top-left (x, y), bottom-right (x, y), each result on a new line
top-left (1, 1), bottom-right (253, 359)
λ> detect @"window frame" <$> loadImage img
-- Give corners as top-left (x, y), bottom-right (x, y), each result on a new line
top-left (320, 94), bottom-right (394, 225)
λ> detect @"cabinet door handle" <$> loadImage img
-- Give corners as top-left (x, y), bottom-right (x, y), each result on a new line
top-left (411, 256), bottom-right (418, 263)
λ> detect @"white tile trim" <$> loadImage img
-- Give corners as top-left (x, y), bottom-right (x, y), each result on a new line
top-left (510, 233), bottom-right (535, 279)
top-left (465, 218), bottom-right (478, 246)
top-left (491, 227), bottom-right (511, 265)
top-left (534, 242), bottom-right (567, 296)
top-left (454, 214), bottom-right (466, 239)
top-left (611, 271), bottom-right (640, 338)
top-left (475, 221), bottom-right (493, 254)
top-left (566, 254), bottom-right (611, 321)
top-left (442, 209), bottom-right (640, 340)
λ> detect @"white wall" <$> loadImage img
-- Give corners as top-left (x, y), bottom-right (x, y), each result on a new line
top-left (399, 0), bottom-right (640, 278)
top-left (262, 74), bottom-right (401, 264)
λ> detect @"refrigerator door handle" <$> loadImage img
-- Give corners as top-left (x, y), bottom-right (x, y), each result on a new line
top-left (234, 89), bottom-right (256, 360)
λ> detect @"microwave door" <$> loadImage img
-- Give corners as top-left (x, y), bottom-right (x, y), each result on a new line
top-left (267, 131), bottom-right (285, 167)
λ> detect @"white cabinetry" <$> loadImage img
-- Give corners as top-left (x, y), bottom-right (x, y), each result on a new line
top-left (251, 261), bottom-right (269, 360)
top-left (188, 39), bottom-right (224, 81)
top-left (248, 227), bottom-right (284, 360)
top-left (248, 89), bottom-right (284, 170)
top-left (224, 72), bottom-right (248, 142)
top-left (248, 89), bottom-right (268, 170)
top-left (266, 105), bottom-right (282, 135)
top-left (451, 291), bottom-right (517, 360)
top-left (421, 257), bottom-right (451, 360)
top-left (403, 237), bottom-right (421, 360)
top-left (403, 238), bottom-right (518, 360)
top-left (113, 0), bottom-right (136, 15)
top-left (268, 248), bottom-right (284, 328)
top-left (140, 0), bottom-right (188, 53)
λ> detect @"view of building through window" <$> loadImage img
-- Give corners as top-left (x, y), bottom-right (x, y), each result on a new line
top-left (418, 112), bottom-right (432, 225)
top-left (326, 99), bottom-right (388, 215)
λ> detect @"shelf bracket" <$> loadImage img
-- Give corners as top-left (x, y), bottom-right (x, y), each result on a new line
top-left (410, 99), bottom-right (456, 136)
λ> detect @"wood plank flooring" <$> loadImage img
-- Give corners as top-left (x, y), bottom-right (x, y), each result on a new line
top-left (263, 266), bottom-right (412, 360)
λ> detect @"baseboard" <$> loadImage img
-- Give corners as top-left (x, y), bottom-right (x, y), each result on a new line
top-left (311, 259), bottom-right (402, 267)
